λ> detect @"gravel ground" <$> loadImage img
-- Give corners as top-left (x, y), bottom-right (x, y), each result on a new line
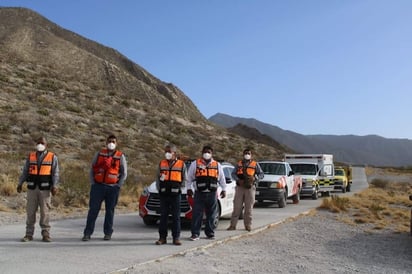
top-left (126, 210), bottom-right (412, 274)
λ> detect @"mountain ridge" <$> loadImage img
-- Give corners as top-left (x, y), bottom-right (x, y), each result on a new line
top-left (209, 112), bottom-right (412, 167)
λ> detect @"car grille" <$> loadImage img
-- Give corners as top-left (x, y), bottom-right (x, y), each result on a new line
top-left (146, 193), bottom-right (191, 212)
top-left (257, 181), bottom-right (272, 188)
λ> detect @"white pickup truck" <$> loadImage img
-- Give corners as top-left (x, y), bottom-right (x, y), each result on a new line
top-left (255, 161), bottom-right (302, 208)
top-left (138, 161), bottom-right (237, 227)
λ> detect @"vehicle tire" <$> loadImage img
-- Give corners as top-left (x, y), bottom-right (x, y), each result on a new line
top-left (346, 183), bottom-right (351, 192)
top-left (278, 191), bottom-right (287, 208)
top-left (213, 203), bottom-right (221, 228)
top-left (292, 188), bottom-right (300, 204)
top-left (342, 185), bottom-right (347, 193)
top-left (311, 188), bottom-right (319, 200)
top-left (143, 216), bottom-right (158, 226)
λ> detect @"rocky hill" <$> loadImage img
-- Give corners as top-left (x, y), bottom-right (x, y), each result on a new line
top-left (209, 113), bottom-right (412, 167)
top-left (0, 7), bottom-right (287, 189)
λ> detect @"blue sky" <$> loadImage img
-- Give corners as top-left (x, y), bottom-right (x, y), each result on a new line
top-left (2, 1), bottom-right (412, 139)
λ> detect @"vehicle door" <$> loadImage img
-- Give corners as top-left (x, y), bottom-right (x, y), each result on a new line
top-left (220, 165), bottom-right (236, 215)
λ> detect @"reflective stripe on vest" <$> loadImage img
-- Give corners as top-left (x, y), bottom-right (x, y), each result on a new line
top-left (27, 151), bottom-right (54, 190)
top-left (93, 149), bottom-right (123, 184)
top-left (159, 159), bottom-right (184, 194)
top-left (195, 159), bottom-right (218, 191)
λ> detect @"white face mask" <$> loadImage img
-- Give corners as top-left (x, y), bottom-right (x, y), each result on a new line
top-left (202, 153), bottom-right (212, 160)
top-left (107, 142), bottom-right (116, 150)
top-left (244, 154), bottom-right (251, 160)
top-left (36, 144), bottom-right (46, 152)
top-left (165, 152), bottom-right (173, 160)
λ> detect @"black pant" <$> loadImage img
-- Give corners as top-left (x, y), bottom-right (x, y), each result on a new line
top-left (158, 194), bottom-right (181, 240)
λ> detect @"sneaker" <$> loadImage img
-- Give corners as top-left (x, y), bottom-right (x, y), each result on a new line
top-left (82, 235), bottom-right (91, 241)
top-left (189, 235), bottom-right (200, 241)
top-left (103, 234), bottom-right (111, 241)
top-left (21, 235), bottom-right (33, 242)
top-left (42, 235), bottom-right (52, 242)
top-left (245, 226), bottom-right (252, 232)
top-left (155, 238), bottom-right (167, 245)
top-left (226, 226), bottom-right (236, 231)
top-left (206, 235), bottom-right (215, 240)
top-left (173, 239), bottom-right (182, 246)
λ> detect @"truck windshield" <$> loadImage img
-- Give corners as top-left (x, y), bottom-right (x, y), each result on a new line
top-left (260, 163), bottom-right (285, 175)
top-left (290, 164), bottom-right (317, 175)
top-left (335, 169), bottom-right (344, 176)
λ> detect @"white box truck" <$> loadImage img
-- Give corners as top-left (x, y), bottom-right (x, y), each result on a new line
top-left (284, 154), bottom-right (335, 199)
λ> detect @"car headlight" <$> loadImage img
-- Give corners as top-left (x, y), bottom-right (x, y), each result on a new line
top-left (269, 182), bottom-right (279, 188)
top-left (141, 187), bottom-right (150, 197)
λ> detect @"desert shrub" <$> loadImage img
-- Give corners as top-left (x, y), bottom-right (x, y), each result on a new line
top-left (0, 181), bottom-right (17, 196)
top-left (370, 178), bottom-right (389, 189)
top-left (59, 162), bottom-right (90, 207)
top-left (318, 195), bottom-right (350, 213)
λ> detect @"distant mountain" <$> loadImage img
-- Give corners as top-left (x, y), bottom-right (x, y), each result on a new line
top-left (209, 113), bottom-right (412, 167)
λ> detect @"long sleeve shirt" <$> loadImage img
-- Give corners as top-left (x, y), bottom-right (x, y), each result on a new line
top-left (18, 150), bottom-right (60, 187)
top-left (186, 158), bottom-right (227, 192)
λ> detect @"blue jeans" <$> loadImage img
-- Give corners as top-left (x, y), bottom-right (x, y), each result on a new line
top-left (158, 194), bottom-right (181, 240)
top-left (191, 191), bottom-right (217, 237)
top-left (84, 183), bottom-right (120, 236)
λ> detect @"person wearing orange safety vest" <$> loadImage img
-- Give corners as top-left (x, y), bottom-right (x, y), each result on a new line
top-left (82, 134), bottom-right (127, 241)
top-left (227, 148), bottom-right (263, 232)
top-left (17, 136), bottom-right (60, 242)
top-left (154, 144), bottom-right (187, 246)
top-left (186, 145), bottom-right (226, 241)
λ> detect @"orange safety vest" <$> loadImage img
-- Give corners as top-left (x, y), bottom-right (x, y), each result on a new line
top-left (93, 149), bottom-right (123, 184)
top-left (27, 151), bottom-right (54, 190)
top-left (195, 159), bottom-right (219, 192)
top-left (236, 160), bottom-right (258, 177)
top-left (158, 159), bottom-right (185, 195)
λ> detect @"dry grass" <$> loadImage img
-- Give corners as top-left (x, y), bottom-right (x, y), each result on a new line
top-left (319, 178), bottom-right (412, 234)
top-left (0, 181), bottom-right (17, 196)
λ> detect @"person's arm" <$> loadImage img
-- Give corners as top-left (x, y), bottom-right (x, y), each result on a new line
top-left (180, 162), bottom-right (188, 190)
top-left (18, 156), bottom-right (30, 187)
top-left (89, 152), bottom-right (99, 185)
top-left (231, 163), bottom-right (240, 181)
top-left (155, 162), bottom-right (162, 191)
top-left (217, 162), bottom-right (227, 191)
top-left (117, 154), bottom-right (128, 187)
top-left (51, 154), bottom-right (60, 187)
top-left (186, 160), bottom-right (197, 192)
top-left (255, 162), bottom-right (264, 180)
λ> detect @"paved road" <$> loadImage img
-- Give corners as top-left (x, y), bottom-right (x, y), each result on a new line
top-left (0, 167), bottom-right (368, 274)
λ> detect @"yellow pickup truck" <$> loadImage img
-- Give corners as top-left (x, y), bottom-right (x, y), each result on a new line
top-left (334, 166), bottom-right (350, 193)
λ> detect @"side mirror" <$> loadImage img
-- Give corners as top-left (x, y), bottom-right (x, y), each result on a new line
top-left (288, 170), bottom-right (294, 176)
top-left (225, 177), bottom-right (232, 184)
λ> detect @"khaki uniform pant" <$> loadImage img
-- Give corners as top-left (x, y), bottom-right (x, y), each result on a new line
top-left (230, 185), bottom-right (255, 228)
top-left (25, 188), bottom-right (51, 236)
